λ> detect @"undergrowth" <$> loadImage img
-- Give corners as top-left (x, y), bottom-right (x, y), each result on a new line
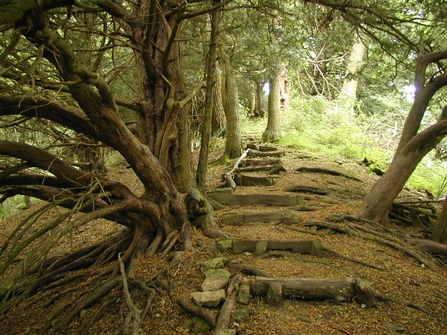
top-left (240, 95), bottom-right (447, 198)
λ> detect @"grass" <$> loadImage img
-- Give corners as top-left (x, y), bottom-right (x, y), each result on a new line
top-left (241, 95), bottom-right (447, 198)
top-left (1, 196), bottom-right (30, 221)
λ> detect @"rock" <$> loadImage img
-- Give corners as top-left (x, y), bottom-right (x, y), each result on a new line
top-left (200, 258), bottom-right (227, 273)
top-left (235, 307), bottom-right (253, 323)
top-left (214, 330), bottom-right (236, 335)
top-left (191, 289), bottom-right (226, 307)
top-left (237, 284), bottom-right (250, 304)
top-left (216, 237), bottom-right (233, 253)
top-left (182, 316), bottom-right (213, 332)
top-left (254, 240), bottom-right (268, 256)
top-left (192, 316), bottom-right (213, 332)
top-left (202, 269), bottom-right (231, 291)
top-left (266, 282), bottom-right (282, 306)
top-left (383, 322), bottom-right (405, 333)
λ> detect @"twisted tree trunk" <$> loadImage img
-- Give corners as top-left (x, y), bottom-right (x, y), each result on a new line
top-left (357, 51), bottom-right (447, 223)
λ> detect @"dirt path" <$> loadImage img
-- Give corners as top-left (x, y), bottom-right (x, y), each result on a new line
top-left (1, 145), bottom-right (446, 335)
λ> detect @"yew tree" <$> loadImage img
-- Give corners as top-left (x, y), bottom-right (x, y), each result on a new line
top-left (0, 0), bottom-right (221, 331)
top-left (301, 0), bottom-right (447, 237)
top-left (357, 51), bottom-right (447, 224)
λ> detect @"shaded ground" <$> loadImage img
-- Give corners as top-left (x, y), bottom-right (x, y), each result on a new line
top-left (1, 144), bottom-right (446, 335)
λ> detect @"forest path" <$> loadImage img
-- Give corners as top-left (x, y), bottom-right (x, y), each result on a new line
top-left (187, 142), bottom-right (447, 335)
top-left (1, 143), bottom-right (447, 335)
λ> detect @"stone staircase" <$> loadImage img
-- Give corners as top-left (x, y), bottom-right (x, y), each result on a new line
top-left (178, 144), bottom-right (376, 334)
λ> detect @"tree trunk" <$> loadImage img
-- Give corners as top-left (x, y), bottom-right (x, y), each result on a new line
top-left (357, 110), bottom-right (447, 223)
top-left (212, 62), bottom-right (226, 136)
top-left (0, 2), bottom-right (223, 332)
top-left (133, 3), bottom-right (193, 192)
top-left (262, 65), bottom-right (282, 143)
top-left (341, 37), bottom-right (366, 119)
top-left (197, 2), bottom-right (220, 190)
top-left (279, 65), bottom-right (290, 110)
top-left (249, 88), bottom-right (256, 116)
top-left (433, 199), bottom-right (447, 243)
top-left (357, 51), bottom-right (447, 223)
top-left (219, 46), bottom-right (242, 159)
top-left (341, 38), bottom-right (366, 99)
top-left (73, 134), bottom-right (107, 174)
top-left (255, 81), bottom-right (265, 117)
top-left (395, 51), bottom-right (447, 156)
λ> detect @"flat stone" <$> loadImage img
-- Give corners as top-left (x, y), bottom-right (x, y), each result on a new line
top-left (214, 330), bottom-right (236, 335)
top-left (191, 316), bottom-right (213, 332)
top-left (216, 237), bottom-right (233, 253)
top-left (202, 269), bottom-right (231, 291)
top-left (191, 289), bottom-right (225, 308)
top-left (200, 258), bottom-right (227, 273)
top-left (383, 322), bottom-right (405, 333)
top-left (235, 307), bottom-right (253, 323)
top-left (237, 284), bottom-right (250, 305)
top-left (254, 240), bottom-right (268, 256)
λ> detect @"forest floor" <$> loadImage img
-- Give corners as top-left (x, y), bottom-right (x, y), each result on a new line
top-left (1, 142), bottom-right (447, 335)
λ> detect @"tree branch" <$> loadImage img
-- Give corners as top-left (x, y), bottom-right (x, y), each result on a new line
top-left (0, 96), bottom-right (99, 138)
top-left (0, 140), bottom-right (92, 187)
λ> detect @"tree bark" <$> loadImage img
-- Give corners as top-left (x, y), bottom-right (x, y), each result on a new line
top-left (212, 62), bottom-right (226, 136)
top-left (279, 65), bottom-right (290, 110)
top-left (395, 51), bottom-right (447, 156)
top-left (131, 1), bottom-right (194, 192)
top-left (357, 116), bottom-right (447, 223)
top-left (197, 2), bottom-right (220, 190)
top-left (220, 48), bottom-right (242, 159)
top-left (255, 81), bottom-right (265, 117)
top-left (249, 88), bottom-right (256, 116)
top-left (357, 51), bottom-right (447, 223)
top-left (262, 64), bottom-right (282, 143)
top-left (341, 38), bottom-right (366, 99)
top-left (433, 200), bottom-right (447, 243)
top-left (0, 1), bottom-right (225, 332)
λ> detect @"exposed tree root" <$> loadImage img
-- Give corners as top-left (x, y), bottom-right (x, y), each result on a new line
top-left (322, 247), bottom-right (384, 271)
top-left (145, 230), bottom-right (164, 258)
top-left (0, 221), bottom-right (185, 335)
top-left (50, 277), bottom-right (120, 334)
top-left (84, 297), bottom-right (119, 335)
top-left (377, 296), bottom-right (447, 325)
top-left (347, 222), bottom-right (437, 270)
top-left (282, 225), bottom-right (326, 237)
top-left (214, 274), bottom-right (242, 334)
top-left (227, 260), bottom-right (271, 277)
top-left (129, 280), bottom-right (156, 320)
top-left (119, 252), bottom-right (141, 335)
top-left (304, 220), bottom-right (438, 270)
top-left (284, 185), bottom-right (329, 195)
top-left (177, 296), bottom-right (217, 328)
top-left (406, 238), bottom-right (447, 256)
top-left (160, 230), bottom-right (179, 257)
top-left (295, 166), bottom-right (362, 181)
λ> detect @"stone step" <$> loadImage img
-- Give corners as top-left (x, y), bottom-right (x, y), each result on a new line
top-left (208, 193), bottom-right (302, 206)
top-left (221, 211), bottom-right (300, 226)
top-left (232, 239), bottom-right (323, 257)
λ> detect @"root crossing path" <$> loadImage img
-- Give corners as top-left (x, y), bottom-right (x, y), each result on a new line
top-left (1, 144), bottom-right (447, 335)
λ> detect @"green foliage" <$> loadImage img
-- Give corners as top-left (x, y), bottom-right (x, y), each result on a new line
top-left (407, 157), bottom-right (447, 199)
top-left (0, 196), bottom-right (38, 221)
top-left (278, 93), bottom-right (447, 197)
top-left (280, 96), bottom-right (385, 160)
